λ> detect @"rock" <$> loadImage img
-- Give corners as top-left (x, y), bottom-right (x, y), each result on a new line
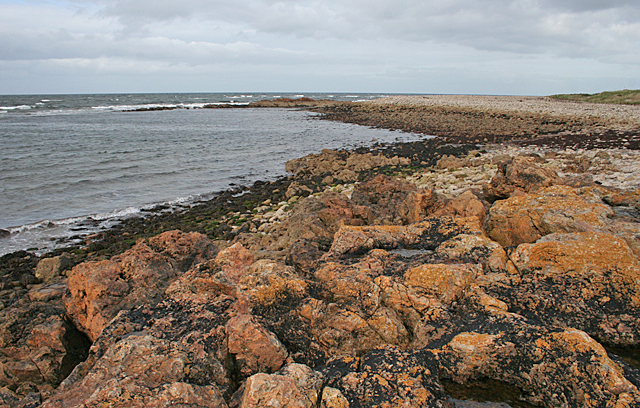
top-left (329, 215), bottom-right (484, 255)
top-left (320, 387), bottom-right (349, 408)
top-left (435, 234), bottom-right (507, 273)
top-left (484, 185), bottom-right (614, 247)
top-left (236, 259), bottom-right (308, 306)
top-left (34, 255), bottom-right (72, 283)
top-left (439, 327), bottom-right (640, 407)
top-left (317, 196), bottom-right (373, 228)
top-left (0, 301), bottom-right (90, 398)
top-left (435, 154), bottom-right (469, 170)
top-left (397, 189), bottom-right (446, 224)
top-left (351, 174), bottom-right (421, 225)
top-left (323, 346), bottom-right (451, 407)
top-left (285, 240), bottom-right (324, 273)
top-left (226, 314), bottom-right (289, 377)
top-left (285, 150), bottom-right (409, 181)
top-left (27, 281), bottom-right (68, 303)
top-left (285, 181), bottom-right (314, 199)
top-left (404, 263), bottom-right (480, 305)
top-left (40, 335), bottom-right (228, 408)
top-left (488, 231), bottom-right (640, 345)
top-left (256, 193), bottom-right (345, 254)
top-left (147, 230), bottom-right (218, 271)
top-left (65, 230), bottom-right (217, 341)
top-left (483, 156), bottom-right (562, 202)
top-left (605, 189), bottom-right (640, 209)
top-left (609, 219), bottom-right (640, 259)
top-left (433, 190), bottom-right (487, 223)
top-left (44, 268), bottom-right (241, 406)
top-left (238, 363), bottom-right (324, 408)
top-left (211, 242), bottom-right (256, 283)
top-left (65, 244), bottom-right (176, 341)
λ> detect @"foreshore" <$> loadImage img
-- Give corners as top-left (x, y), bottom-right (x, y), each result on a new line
top-left (1, 95), bottom-right (640, 407)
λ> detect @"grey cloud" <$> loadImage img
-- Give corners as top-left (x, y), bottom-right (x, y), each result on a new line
top-left (1, 0), bottom-right (639, 95)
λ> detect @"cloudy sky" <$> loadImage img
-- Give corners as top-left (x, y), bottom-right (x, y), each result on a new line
top-left (1, 0), bottom-right (639, 95)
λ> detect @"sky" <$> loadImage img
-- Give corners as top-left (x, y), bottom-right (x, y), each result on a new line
top-left (1, 0), bottom-right (639, 95)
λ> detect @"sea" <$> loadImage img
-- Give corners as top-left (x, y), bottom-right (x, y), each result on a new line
top-left (0, 92), bottom-right (428, 256)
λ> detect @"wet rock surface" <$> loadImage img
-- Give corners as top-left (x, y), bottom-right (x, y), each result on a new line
top-left (1, 95), bottom-right (640, 407)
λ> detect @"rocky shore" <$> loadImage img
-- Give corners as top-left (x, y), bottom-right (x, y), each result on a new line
top-left (1, 95), bottom-right (640, 407)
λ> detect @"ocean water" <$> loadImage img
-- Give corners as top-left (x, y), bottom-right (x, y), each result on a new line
top-left (0, 93), bottom-right (427, 256)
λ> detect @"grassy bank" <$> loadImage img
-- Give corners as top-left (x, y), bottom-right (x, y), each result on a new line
top-left (550, 89), bottom-right (640, 105)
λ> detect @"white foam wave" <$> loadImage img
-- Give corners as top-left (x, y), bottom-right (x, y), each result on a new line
top-left (167, 195), bottom-right (195, 205)
top-left (91, 104), bottom-right (180, 111)
top-left (91, 206), bottom-right (141, 220)
top-left (0, 105), bottom-right (32, 110)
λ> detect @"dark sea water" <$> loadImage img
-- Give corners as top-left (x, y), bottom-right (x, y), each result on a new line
top-left (0, 92), bottom-right (427, 255)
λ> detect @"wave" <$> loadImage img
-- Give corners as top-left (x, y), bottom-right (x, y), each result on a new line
top-left (91, 103), bottom-right (180, 111)
top-left (0, 104), bottom-right (32, 110)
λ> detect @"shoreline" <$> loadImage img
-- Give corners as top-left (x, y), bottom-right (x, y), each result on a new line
top-left (3, 94), bottom-right (640, 298)
top-left (2, 95), bottom-right (640, 407)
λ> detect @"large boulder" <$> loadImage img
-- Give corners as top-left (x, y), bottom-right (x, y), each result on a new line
top-left (237, 363), bottom-right (324, 408)
top-left (34, 255), bottom-right (72, 283)
top-left (65, 230), bottom-right (217, 341)
top-left (486, 231), bottom-right (640, 346)
top-left (0, 294), bottom-right (90, 400)
top-left (329, 215), bottom-right (484, 255)
top-left (484, 185), bottom-right (614, 247)
top-left (321, 346), bottom-right (450, 408)
top-left (351, 174), bottom-right (439, 225)
top-left (285, 149), bottom-right (409, 182)
top-left (226, 314), bottom-right (289, 378)
top-left (439, 327), bottom-right (640, 407)
top-left (41, 335), bottom-right (229, 408)
top-left (44, 243), bottom-right (301, 407)
top-left (483, 155), bottom-right (562, 202)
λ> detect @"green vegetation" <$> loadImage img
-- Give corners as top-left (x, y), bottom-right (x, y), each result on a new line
top-left (549, 89), bottom-right (640, 105)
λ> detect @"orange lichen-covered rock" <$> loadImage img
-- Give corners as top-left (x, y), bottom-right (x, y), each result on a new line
top-left (329, 215), bottom-right (483, 255)
top-left (484, 231), bottom-right (640, 345)
top-left (404, 263), bottom-right (480, 305)
top-left (41, 335), bottom-right (229, 408)
top-left (433, 190), bottom-right (487, 223)
top-left (64, 230), bottom-right (217, 341)
top-left (438, 327), bottom-right (640, 407)
top-left (238, 363), bottom-right (324, 408)
top-left (0, 299), bottom-right (90, 397)
top-left (226, 314), bottom-right (289, 378)
top-left (483, 155), bottom-right (562, 202)
top-left (435, 234), bottom-right (507, 273)
top-left (397, 189), bottom-right (446, 224)
top-left (485, 185), bottom-right (613, 247)
top-left (510, 231), bottom-right (640, 307)
top-left (236, 260), bottom-right (308, 306)
top-left (147, 229), bottom-right (218, 270)
top-left (212, 242), bottom-right (256, 282)
top-left (323, 345), bottom-right (449, 408)
top-left (65, 245), bottom-right (172, 341)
